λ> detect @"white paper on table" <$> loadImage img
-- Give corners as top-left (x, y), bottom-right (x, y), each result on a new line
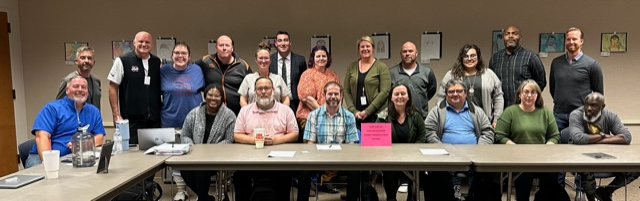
top-left (420, 148), bottom-right (449, 155)
top-left (316, 144), bottom-right (342, 150)
top-left (268, 151), bottom-right (296, 158)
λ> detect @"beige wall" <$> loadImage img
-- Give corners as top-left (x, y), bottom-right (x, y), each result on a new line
top-left (8, 0), bottom-right (640, 142)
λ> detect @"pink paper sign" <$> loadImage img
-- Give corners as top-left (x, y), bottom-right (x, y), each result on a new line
top-left (360, 123), bottom-right (392, 146)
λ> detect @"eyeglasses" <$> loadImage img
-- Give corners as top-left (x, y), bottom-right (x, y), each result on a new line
top-left (173, 51), bottom-right (189, 56)
top-left (463, 54), bottom-right (477, 60)
top-left (521, 91), bottom-right (537, 96)
top-left (257, 57), bottom-right (270, 61)
top-left (447, 89), bottom-right (465, 95)
top-left (256, 86), bottom-right (272, 92)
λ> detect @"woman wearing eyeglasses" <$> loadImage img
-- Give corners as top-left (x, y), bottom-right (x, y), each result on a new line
top-left (437, 44), bottom-right (504, 128)
top-left (495, 80), bottom-right (566, 201)
top-left (238, 42), bottom-right (291, 107)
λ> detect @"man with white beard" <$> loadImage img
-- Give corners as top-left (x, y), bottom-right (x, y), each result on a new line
top-left (26, 76), bottom-right (105, 168)
top-left (569, 92), bottom-right (639, 201)
top-left (233, 77), bottom-right (298, 201)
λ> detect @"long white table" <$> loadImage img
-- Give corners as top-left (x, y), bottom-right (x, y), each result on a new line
top-left (166, 143), bottom-right (471, 171)
top-left (0, 150), bottom-right (169, 201)
top-left (166, 143), bottom-right (471, 200)
top-left (455, 144), bottom-right (640, 201)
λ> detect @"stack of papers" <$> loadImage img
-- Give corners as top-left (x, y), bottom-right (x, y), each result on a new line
top-left (144, 143), bottom-right (191, 155)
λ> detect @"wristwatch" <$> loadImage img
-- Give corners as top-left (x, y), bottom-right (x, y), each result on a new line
top-left (600, 133), bottom-right (606, 139)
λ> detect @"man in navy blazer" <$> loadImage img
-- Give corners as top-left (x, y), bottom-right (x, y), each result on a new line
top-left (270, 31), bottom-right (307, 139)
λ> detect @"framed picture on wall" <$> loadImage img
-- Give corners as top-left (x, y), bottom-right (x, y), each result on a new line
top-left (156, 37), bottom-right (176, 64)
top-left (112, 40), bottom-right (134, 60)
top-left (601, 32), bottom-right (627, 53)
top-left (492, 30), bottom-right (505, 54)
top-left (371, 33), bottom-right (390, 59)
top-left (207, 40), bottom-right (217, 55)
top-left (261, 36), bottom-right (277, 54)
top-left (311, 35), bottom-right (331, 53)
top-left (539, 33), bottom-right (565, 53)
top-left (420, 32), bottom-right (441, 63)
top-left (64, 42), bottom-right (89, 64)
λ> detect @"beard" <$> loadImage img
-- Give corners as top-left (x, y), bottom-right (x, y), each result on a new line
top-left (71, 95), bottom-right (88, 104)
top-left (326, 98), bottom-right (340, 107)
top-left (583, 111), bottom-right (602, 123)
top-left (257, 96), bottom-right (273, 107)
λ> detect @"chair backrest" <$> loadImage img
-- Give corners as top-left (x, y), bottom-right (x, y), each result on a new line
top-left (18, 139), bottom-right (36, 168)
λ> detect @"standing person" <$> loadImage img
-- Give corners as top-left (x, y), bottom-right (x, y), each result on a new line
top-left (233, 77), bottom-right (298, 201)
top-left (377, 83), bottom-right (443, 201)
top-left (239, 42), bottom-right (291, 107)
top-left (269, 31), bottom-right (307, 114)
top-left (195, 35), bottom-right (252, 115)
top-left (343, 36), bottom-right (391, 129)
top-left (438, 44), bottom-right (504, 127)
top-left (180, 84), bottom-right (235, 201)
top-left (296, 45), bottom-right (340, 142)
top-left (108, 31), bottom-right (162, 144)
top-left (550, 27), bottom-right (604, 191)
top-left (160, 42), bottom-right (204, 201)
top-left (569, 92), bottom-right (639, 201)
top-left (489, 25), bottom-right (546, 108)
top-left (388, 41), bottom-right (437, 118)
top-left (495, 80), bottom-right (569, 201)
top-left (56, 46), bottom-right (101, 110)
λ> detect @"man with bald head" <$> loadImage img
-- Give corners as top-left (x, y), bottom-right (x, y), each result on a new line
top-left (388, 41), bottom-right (437, 118)
top-left (569, 92), bottom-right (638, 201)
top-left (195, 35), bottom-right (252, 115)
top-left (108, 31), bottom-right (162, 144)
top-left (489, 25), bottom-right (546, 108)
top-left (27, 76), bottom-right (105, 168)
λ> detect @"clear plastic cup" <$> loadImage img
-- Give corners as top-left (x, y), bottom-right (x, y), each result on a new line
top-left (42, 150), bottom-right (60, 179)
top-left (254, 128), bottom-right (266, 149)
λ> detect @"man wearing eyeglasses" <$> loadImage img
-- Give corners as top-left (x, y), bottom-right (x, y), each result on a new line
top-left (425, 79), bottom-right (500, 201)
top-left (233, 77), bottom-right (298, 201)
top-left (269, 31), bottom-right (307, 123)
top-left (195, 35), bottom-right (252, 115)
top-left (489, 25), bottom-right (546, 108)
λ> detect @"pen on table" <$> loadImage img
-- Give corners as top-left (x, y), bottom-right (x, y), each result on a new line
top-left (329, 144), bottom-right (332, 148)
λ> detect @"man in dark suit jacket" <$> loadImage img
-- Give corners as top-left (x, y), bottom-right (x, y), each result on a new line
top-left (270, 31), bottom-right (307, 129)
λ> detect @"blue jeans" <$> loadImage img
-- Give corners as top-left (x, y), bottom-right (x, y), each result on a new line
top-left (25, 154), bottom-right (42, 169)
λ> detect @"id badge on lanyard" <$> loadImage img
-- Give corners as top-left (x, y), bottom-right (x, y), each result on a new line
top-left (360, 87), bottom-right (367, 105)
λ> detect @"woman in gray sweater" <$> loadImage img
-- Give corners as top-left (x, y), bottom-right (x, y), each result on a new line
top-left (180, 84), bottom-right (235, 201)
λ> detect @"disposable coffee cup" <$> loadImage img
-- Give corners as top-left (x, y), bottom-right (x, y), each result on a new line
top-left (254, 128), bottom-right (266, 149)
top-left (42, 150), bottom-right (60, 179)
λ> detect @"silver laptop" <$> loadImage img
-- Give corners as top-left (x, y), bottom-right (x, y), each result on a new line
top-left (0, 175), bottom-right (44, 189)
top-left (138, 128), bottom-right (176, 150)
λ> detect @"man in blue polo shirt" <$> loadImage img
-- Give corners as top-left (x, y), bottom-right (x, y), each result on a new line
top-left (26, 76), bottom-right (105, 168)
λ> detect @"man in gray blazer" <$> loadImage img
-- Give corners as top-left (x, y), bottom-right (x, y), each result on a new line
top-left (270, 31), bottom-right (307, 142)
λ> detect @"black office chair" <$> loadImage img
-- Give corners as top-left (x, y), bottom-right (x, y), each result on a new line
top-left (18, 139), bottom-right (36, 168)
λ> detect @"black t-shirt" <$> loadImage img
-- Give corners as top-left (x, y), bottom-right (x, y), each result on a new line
top-left (355, 70), bottom-right (369, 111)
top-left (203, 114), bottom-right (216, 144)
top-left (393, 118), bottom-right (410, 143)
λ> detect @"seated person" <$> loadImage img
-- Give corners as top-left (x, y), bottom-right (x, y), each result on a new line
top-left (180, 84), bottom-right (235, 201)
top-left (298, 81), bottom-right (360, 201)
top-left (495, 79), bottom-right (568, 201)
top-left (26, 76), bottom-right (105, 168)
top-left (425, 79), bottom-right (497, 201)
top-left (233, 77), bottom-right (299, 201)
top-left (377, 83), bottom-right (441, 200)
top-left (569, 92), bottom-right (639, 201)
